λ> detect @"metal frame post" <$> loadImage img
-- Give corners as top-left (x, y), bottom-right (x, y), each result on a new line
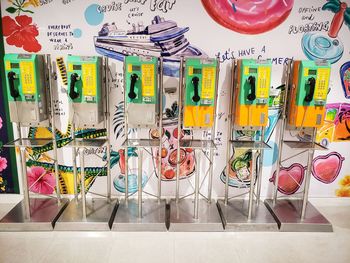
top-left (104, 57), bottom-right (112, 203)
top-left (256, 127), bottom-right (265, 205)
top-left (123, 58), bottom-right (129, 205)
top-left (80, 148), bottom-right (86, 220)
top-left (194, 149), bottom-right (200, 219)
top-left (158, 57), bottom-right (163, 203)
top-left (272, 61), bottom-right (292, 205)
top-left (138, 148), bottom-right (143, 218)
top-left (176, 57), bottom-right (184, 203)
top-left (225, 59), bottom-right (236, 205)
top-left (248, 149), bottom-right (257, 220)
top-left (207, 58), bottom-right (220, 203)
top-left (46, 54), bottom-right (61, 204)
top-left (301, 127), bottom-right (317, 220)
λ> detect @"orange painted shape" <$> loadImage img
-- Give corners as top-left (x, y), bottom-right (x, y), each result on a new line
top-left (234, 104), bottom-right (268, 127)
top-left (183, 105), bottom-right (214, 128)
top-left (289, 105), bottom-right (326, 128)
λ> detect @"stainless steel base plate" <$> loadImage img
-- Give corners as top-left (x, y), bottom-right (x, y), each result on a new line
top-left (112, 199), bottom-right (167, 231)
top-left (55, 198), bottom-right (118, 231)
top-left (217, 199), bottom-right (278, 231)
top-left (169, 199), bottom-right (223, 232)
top-left (264, 199), bottom-right (333, 232)
top-left (0, 198), bottom-right (69, 231)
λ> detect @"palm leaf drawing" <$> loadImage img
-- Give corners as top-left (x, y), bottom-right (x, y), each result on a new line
top-left (322, 0), bottom-right (341, 12)
top-left (344, 7), bottom-right (350, 29)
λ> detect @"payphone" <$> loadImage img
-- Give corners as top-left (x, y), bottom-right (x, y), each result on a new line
top-left (183, 58), bottom-right (217, 129)
top-left (264, 60), bottom-right (333, 232)
top-left (1, 54), bottom-right (68, 231)
top-left (67, 55), bottom-right (103, 127)
top-left (217, 58), bottom-right (277, 231)
top-left (124, 56), bottom-right (158, 127)
top-left (4, 54), bottom-right (48, 125)
top-left (287, 60), bottom-right (331, 128)
top-left (234, 59), bottom-right (271, 129)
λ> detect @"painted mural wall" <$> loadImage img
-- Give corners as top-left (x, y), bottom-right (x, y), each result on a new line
top-left (1, 0), bottom-right (350, 198)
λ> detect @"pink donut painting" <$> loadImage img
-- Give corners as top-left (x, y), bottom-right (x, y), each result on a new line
top-left (201, 0), bottom-right (294, 34)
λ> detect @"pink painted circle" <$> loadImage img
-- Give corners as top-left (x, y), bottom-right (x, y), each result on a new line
top-left (201, 0), bottom-right (294, 34)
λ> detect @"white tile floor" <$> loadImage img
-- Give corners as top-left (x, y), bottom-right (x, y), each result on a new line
top-left (0, 198), bottom-right (349, 263)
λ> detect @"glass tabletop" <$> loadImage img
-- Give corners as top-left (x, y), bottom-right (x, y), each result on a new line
top-left (4, 138), bottom-right (53, 148)
top-left (230, 140), bottom-right (271, 149)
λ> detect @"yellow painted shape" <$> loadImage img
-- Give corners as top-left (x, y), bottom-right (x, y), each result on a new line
top-left (257, 66), bottom-right (270, 99)
top-left (5, 61), bottom-right (11, 70)
top-left (234, 104), bottom-right (268, 127)
top-left (141, 64), bottom-right (155, 97)
top-left (201, 67), bottom-right (215, 100)
top-left (60, 171), bottom-right (75, 194)
top-left (82, 63), bottom-right (97, 96)
top-left (20, 61), bottom-right (35, 94)
top-left (314, 68), bottom-right (330, 101)
top-left (184, 105), bottom-right (214, 128)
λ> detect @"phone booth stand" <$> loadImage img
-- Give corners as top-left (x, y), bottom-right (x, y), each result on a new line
top-left (55, 56), bottom-right (118, 231)
top-left (168, 57), bottom-right (223, 231)
top-left (217, 59), bottom-right (278, 231)
top-left (0, 54), bottom-right (69, 231)
top-left (112, 56), bottom-right (167, 231)
top-left (264, 60), bottom-right (333, 232)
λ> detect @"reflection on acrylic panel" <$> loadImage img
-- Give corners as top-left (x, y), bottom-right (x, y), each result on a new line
top-left (150, 125), bottom-right (195, 181)
top-left (201, 0), bottom-right (294, 34)
top-left (220, 149), bottom-right (255, 188)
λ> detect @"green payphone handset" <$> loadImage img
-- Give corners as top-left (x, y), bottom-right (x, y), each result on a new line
top-left (234, 59), bottom-right (271, 129)
top-left (67, 55), bottom-right (103, 127)
top-left (183, 58), bottom-right (218, 128)
top-left (124, 56), bottom-right (158, 127)
top-left (4, 54), bottom-right (48, 125)
top-left (288, 60), bottom-right (331, 128)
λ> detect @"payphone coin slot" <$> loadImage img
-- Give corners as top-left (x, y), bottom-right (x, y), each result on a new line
top-left (143, 97), bottom-right (152, 103)
top-left (85, 96), bottom-right (96, 102)
top-left (25, 94), bottom-right (35, 101)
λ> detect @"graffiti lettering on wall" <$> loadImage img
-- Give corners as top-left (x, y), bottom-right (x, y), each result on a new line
top-left (150, 0), bottom-right (176, 13)
top-left (216, 45), bottom-right (266, 64)
top-left (97, 1), bottom-right (122, 13)
top-left (47, 24), bottom-right (75, 51)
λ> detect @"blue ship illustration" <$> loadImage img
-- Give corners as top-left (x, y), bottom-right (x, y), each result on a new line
top-left (94, 16), bottom-right (207, 66)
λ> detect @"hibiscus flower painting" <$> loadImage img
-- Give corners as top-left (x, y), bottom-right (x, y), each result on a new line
top-left (0, 157), bottom-right (8, 172)
top-left (2, 15), bottom-right (41, 52)
top-left (27, 166), bottom-right (56, 194)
